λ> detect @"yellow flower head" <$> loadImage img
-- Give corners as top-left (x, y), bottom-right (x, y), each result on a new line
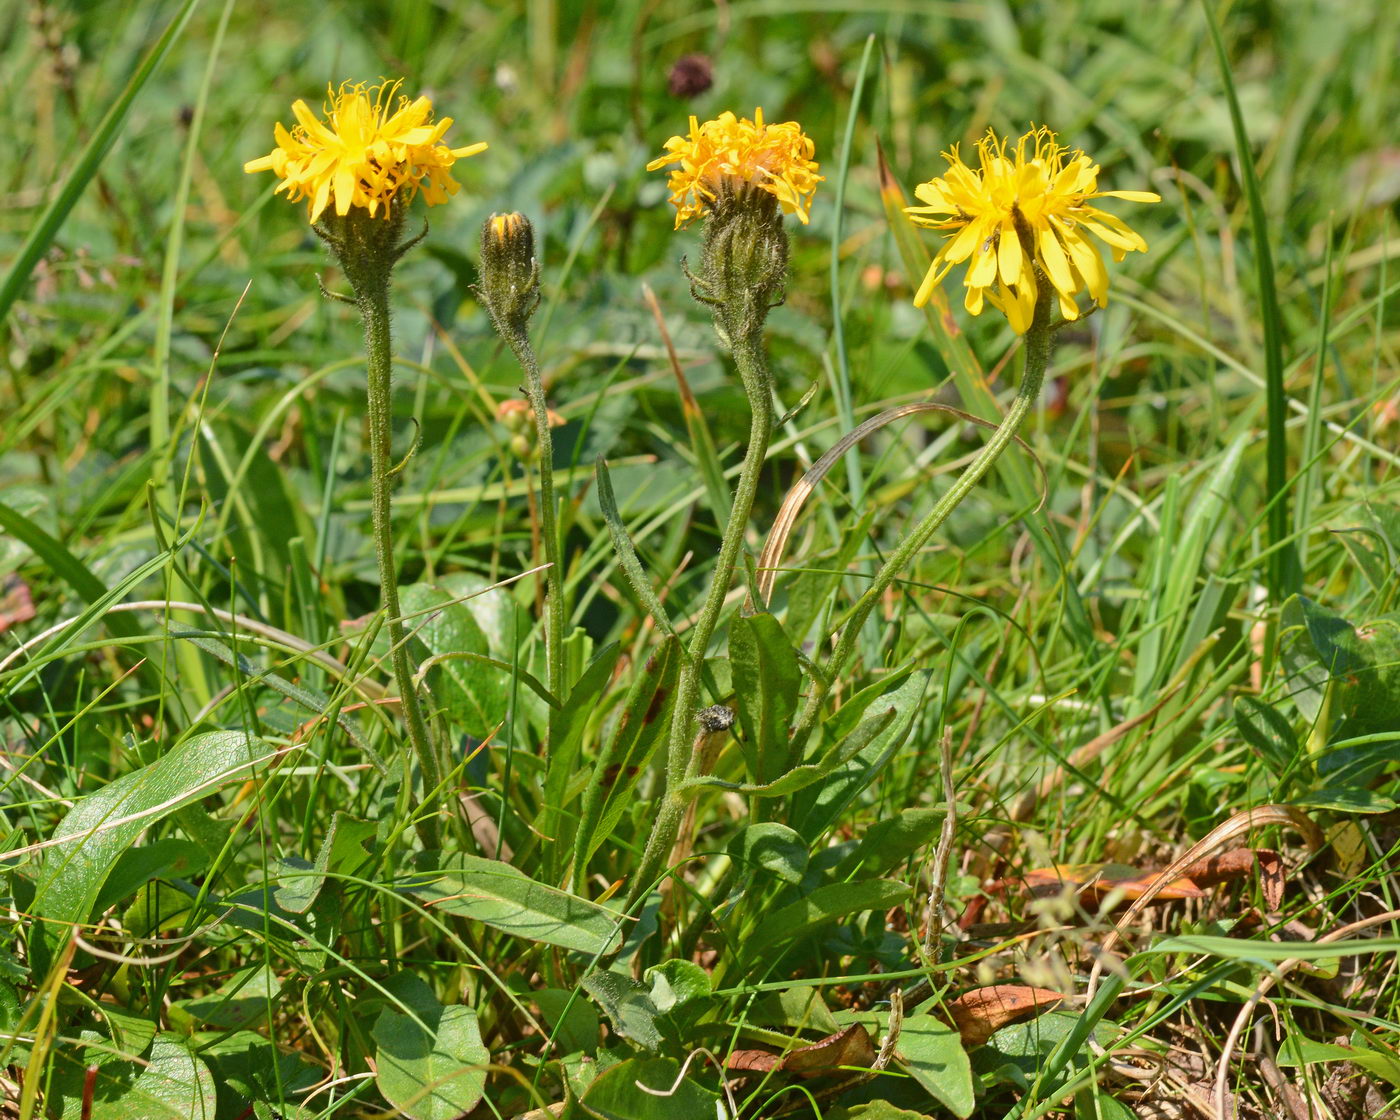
top-left (906, 126), bottom-right (1160, 333)
top-left (647, 109), bottom-right (823, 229)
top-left (244, 80), bottom-right (488, 223)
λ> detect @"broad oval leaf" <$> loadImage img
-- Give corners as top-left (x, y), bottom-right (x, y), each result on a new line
top-left (373, 1003), bottom-right (489, 1120)
top-left (401, 572), bottom-right (524, 737)
top-left (402, 852), bottom-right (625, 955)
top-left (745, 879), bottom-right (911, 960)
top-left (31, 731), bottom-right (271, 974)
top-left (727, 822), bottom-right (808, 883)
top-left (48, 1034), bottom-right (217, 1120)
top-left (897, 1014), bottom-right (974, 1117)
top-left (579, 1056), bottom-right (717, 1119)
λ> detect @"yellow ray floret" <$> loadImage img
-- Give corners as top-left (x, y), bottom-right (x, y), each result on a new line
top-left (244, 80), bottom-right (487, 223)
top-left (647, 108), bottom-right (823, 229)
top-left (905, 126), bottom-right (1159, 334)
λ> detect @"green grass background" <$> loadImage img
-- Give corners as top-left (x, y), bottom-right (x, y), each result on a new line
top-left (2, 0), bottom-right (1399, 1117)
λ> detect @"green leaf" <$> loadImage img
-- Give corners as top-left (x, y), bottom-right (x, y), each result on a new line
top-left (680, 704), bottom-right (895, 799)
top-left (373, 1003), bottom-right (489, 1120)
top-left (645, 959), bottom-right (711, 1014)
top-left (401, 572), bottom-right (530, 737)
top-left (727, 823), bottom-right (808, 883)
top-left (1137, 934), bottom-right (1400, 962)
top-left (1203, 0), bottom-right (1295, 598)
top-left (745, 879), bottom-right (911, 960)
top-left (731, 613), bottom-right (802, 786)
top-left (1074, 1090), bottom-right (1137, 1120)
top-left (579, 1056), bottom-right (717, 1119)
top-left (539, 641), bottom-right (621, 880)
top-left (793, 670), bottom-right (931, 841)
top-left (596, 456), bottom-right (678, 637)
top-left (174, 965), bottom-right (280, 1031)
top-left (1277, 1029), bottom-right (1400, 1088)
top-left (826, 1105), bottom-right (936, 1120)
top-left (270, 811), bottom-right (373, 915)
top-left (48, 1034), bottom-right (217, 1120)
top-left (897, 1014), bottom-right (974, 1118)
top-left (92, 838), bottom-right (208, 915)
top-left (1287, 784), bottom-right (1397, 813)
top-left (833, 808), bottom-right (944, 879)
top-left (31, 731), bottom-right (270, 975)
top-left (535, 988), bottom-right (601, 1055)
top-left (1367, 503), bottom-right (1400, 560)
top-left (1280, 596), bottom-right (1400, 777)
top-left (581, 971), bottom-right (663, 1051)
top-left (1331, 527), bottom-right (1392, 591)
top-left (1233, 695), bottom-right (1299, 775)
top-left (199, 1030), bottom-right (321, 1118)
top-left (571, 636), bottom-right (682, 879)
top-left (973, 1011), bottom-right (1112, 1091)
top-left (748, 986), bottom-right (840, 1035)
top-left (401, 852), bottom-right (624, 955)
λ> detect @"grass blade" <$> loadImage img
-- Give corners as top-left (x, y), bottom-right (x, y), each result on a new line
top-left (1202, 0), bottom-right (1297, 599)
top-left (0, 0), bottom-right (200, 325)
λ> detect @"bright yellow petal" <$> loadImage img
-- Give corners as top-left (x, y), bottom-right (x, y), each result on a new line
top-left (1095, 190), bottom-right (1160, 202)
top-left (997, 222), bottom-right (1022, 288)
top-left (1063, 229), bottom-right (1108, 304)
top-left (1036, 226), bottom-right (1076, 299)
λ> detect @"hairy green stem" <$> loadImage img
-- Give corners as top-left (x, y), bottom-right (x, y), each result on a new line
top-left (629, 330), bottom-right (774, 903)
top-left (361, 283), bottom-right (443, 847)
top-left (792, 294), bottom-right (1054, 744)
top-left (502, 333), bottom-right (566, 701)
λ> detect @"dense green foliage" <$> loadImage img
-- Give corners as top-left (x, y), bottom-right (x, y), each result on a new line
top-left (2, 1), bottom-right (1398, 1117)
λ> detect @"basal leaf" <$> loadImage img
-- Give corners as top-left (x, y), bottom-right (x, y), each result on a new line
top-left (373, 1003), bottom-right (489, 1120)
top-left (896, 1013), bottom-right (974, 1120)
top-left (579, 1056), bottom-right (717, 1119)
top-left (31, 731), bottom-right (271, 975)
top-left (48, 1034), bottom-right (217, 1120)
top-left (402, 852), bottom-right (624, 955)
top-left (745, 879), bottom-right (911, 961)
top-left (730, 613), bottom-right (802, 786)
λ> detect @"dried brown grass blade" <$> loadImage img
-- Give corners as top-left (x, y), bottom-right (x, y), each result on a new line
top-left (1087, 803), bottom-right (1324, 998)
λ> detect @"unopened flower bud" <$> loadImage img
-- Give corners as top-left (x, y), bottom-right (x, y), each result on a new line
top-left (496, 398), bottom-right (532, 433)
top-left (478, 212), bottom-right (539, 335)
top-left (497, 399), bottom-right (564, 461)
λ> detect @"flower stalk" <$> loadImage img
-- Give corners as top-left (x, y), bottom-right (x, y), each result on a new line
top-left (245, 81), bottom-right (486, 847)
top-left (622, 109), bottom-right (820, 906)
top-left (792, 270), bottom-right (1054, 746)
top-left (627, 182), bottom-right (792, 906)
top-left (477, 214), bottom-right (566, 702)
top-left (316, 209), bottom-right (444, 846)
top-left (630, 327), bottom-right (775, 904)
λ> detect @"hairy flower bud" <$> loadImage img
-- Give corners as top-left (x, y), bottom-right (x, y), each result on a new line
top-left (696, 187), bottom-right (789, 342)
top-left (478, 212), bottom-right (539, 335)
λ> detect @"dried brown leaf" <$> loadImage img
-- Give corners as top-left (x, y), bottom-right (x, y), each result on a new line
top-left (782, 1023), bottom-right (875, 1073)
top-left (726, 1049), bottom-right (782, 1073)
top-left (948, 985), bottom-right (1065, 1048)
